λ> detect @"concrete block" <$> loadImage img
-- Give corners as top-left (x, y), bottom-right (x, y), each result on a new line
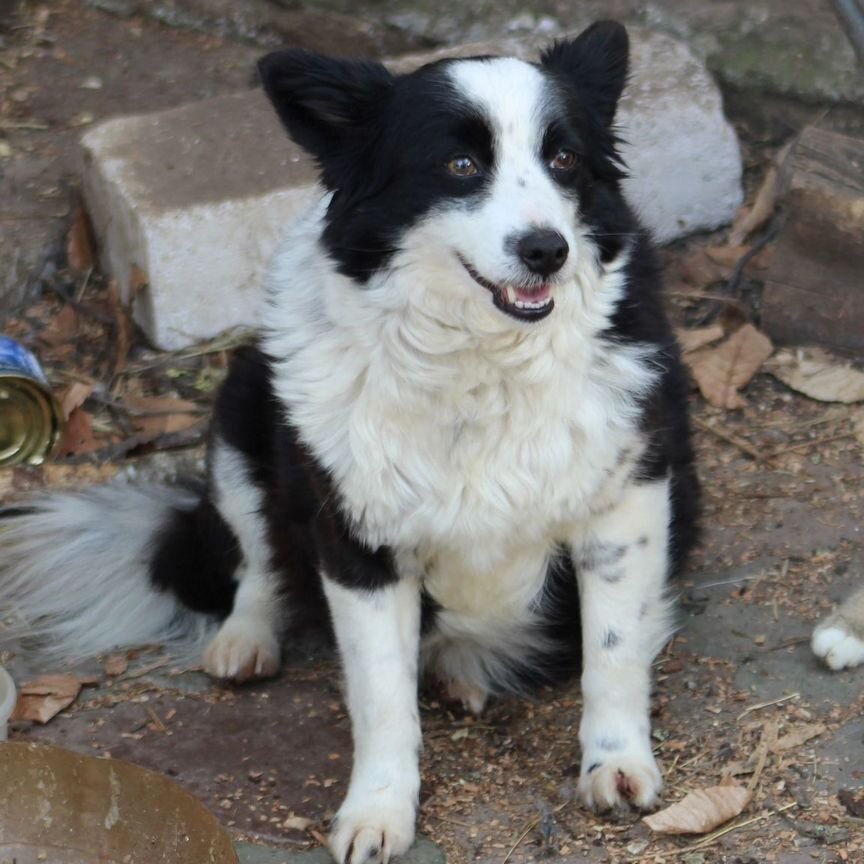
top-left (81, 29), bottom-right (742, 349)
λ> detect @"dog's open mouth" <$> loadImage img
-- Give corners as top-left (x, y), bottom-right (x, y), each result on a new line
top-left (458, 256), bottom-right (555, 322)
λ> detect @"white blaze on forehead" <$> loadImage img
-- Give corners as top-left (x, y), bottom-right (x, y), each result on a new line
top-left (447, 57), bottom-right (552, 158)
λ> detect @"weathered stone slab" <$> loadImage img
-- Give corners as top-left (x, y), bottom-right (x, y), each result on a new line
top-left (81, 29), bottom-right (742, 349)
top-left (761, 127), bottom-right (864, 352)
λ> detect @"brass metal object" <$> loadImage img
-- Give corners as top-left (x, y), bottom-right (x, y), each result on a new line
top-left (0, 336), bottom-right (63, 467)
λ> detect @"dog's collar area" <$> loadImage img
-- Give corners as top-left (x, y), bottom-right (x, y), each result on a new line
top-left (457, 255), bottom-right (555, 322)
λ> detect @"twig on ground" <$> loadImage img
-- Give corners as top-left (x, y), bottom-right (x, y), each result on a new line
top-left (692, 416), bottom-right (764, 462)
top-left (768, 432), bottom-right (855, 460)
top-left (737, 693), bottom-right (799, 722)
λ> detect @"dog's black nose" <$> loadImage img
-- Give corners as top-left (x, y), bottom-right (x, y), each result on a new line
top-left (516, 230), bottom-right (569, 276)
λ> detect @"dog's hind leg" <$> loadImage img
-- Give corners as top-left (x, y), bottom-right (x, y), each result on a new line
top-left (202, 439), bottom-right (284, 682)
top-left (571, 478), bottom-right (675, 812)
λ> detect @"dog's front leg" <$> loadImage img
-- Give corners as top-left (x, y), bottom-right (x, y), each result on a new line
top-left (323, 571), bottom-right (421, 864)
top-left (572, 477), bottom-right (674, 811)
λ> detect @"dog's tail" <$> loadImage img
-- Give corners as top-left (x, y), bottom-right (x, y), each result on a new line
top-left (0, 483), bottom-right (239, 661)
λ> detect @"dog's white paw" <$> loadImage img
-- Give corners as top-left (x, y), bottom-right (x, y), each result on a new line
top-left (577, 753), bottom-right (663, 811)
top-left (812, 623), bottom-right (864, 670)
top-left (202, 616), bottom-right (281, 682)
top-left (445, 678), bottom-right (488, 715)
top-left (329, 794), bottom-right (416, 864)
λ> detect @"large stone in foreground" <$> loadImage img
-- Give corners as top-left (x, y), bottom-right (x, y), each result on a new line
top-left (81, 29), bottom-right (742, 349)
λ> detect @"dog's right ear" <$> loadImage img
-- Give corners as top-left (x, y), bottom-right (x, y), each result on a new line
top-left (258, 50), bottom-right (393, 171)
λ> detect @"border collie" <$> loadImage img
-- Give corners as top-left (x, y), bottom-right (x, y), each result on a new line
top-left (1, 21), bottom-right (699, 863)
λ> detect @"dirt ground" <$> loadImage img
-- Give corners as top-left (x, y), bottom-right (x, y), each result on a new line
top-left (2, 2), bottom-right (864, 863)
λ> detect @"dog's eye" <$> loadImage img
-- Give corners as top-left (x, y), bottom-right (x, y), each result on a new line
top-left (446, 156), bottom-right (479, 177)
top-left (550, 149), bottom-right (577, 171)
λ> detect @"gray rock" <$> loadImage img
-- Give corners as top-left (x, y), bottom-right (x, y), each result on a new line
top-left (81, 29), bottom-right (742, 349)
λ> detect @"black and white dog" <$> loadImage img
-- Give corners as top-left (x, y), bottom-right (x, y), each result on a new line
top-left (1, 22), bottom-right (699, 863)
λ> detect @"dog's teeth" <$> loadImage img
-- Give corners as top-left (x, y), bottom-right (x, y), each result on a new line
top-left (504, 285), bottom-right (516, 305)
top-left (514, 296), bottom-right (552, 310)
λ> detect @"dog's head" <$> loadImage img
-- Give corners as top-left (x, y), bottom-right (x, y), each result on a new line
top-left (259, 22), bottom-right (632, 328)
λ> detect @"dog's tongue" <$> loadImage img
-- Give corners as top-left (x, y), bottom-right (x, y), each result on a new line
top-left (514, 283), bottom-right (551, 303)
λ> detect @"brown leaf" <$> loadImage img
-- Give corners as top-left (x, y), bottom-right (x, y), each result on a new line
top-left (66, 201), bottom-right (96, 272)
top-left (130, 265), bottom-right (149, 304)
top-left (56, 380), bottom-right (94, 420)
top-left (704, 244), bottom-right (774, 271)
top-left (11, 674), bottom-right (99, 724)
top-left (39, 305), bottom-right (78, 347)
top-left (671, 249), bottom-right (729, 288)
top-left (124, 395), bottom-right (205, 439)
top-left (643, 784), bottom-right (752, 835)
top-left (684, 324), bottom-right (774, 409)
top-left (772, 722), bottom-right (827, 752)
top-left (676, 325), bottom-right (725, 355)
top-left (767, 347), bottom-right (864, 403)
top-left (104, 653), bottom-right (129, 676)
top-left (106, 278), bottom-right (131, 376)
top-left (282, 815), bottom-right (314, 832)
top-left (55, 406), bottom-right (100, 456)
top-left (728, 142), bottom-right (792, 246)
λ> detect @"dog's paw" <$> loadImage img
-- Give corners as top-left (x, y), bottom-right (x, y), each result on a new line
top-left (202, 616), bottom-right (281, 682)
top-left (329, 796), bottom-right (416, 864)
top-left (812, 623), bottom-right (864, 670)
top-left (577, 754), bottom-right (663, 812)
top-left (445, 679), bottom-right (488, 715)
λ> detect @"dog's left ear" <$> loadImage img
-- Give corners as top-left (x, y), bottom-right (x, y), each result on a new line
top-left (541, 21), bottom-right (629, 126)
top-left (258, 49), bottom-right (393, 180)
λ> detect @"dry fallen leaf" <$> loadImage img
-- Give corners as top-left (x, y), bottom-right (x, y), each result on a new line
top-left (66, 201), bottom-right (96, 272)
top-left (282, 815), bottom-right (314, 832)
top-left (643, 783), bottom-right (752, 835)
top-left (57, 380), bottom-right (94, 420)
top-left (106, 278), bottom-right (132, 376)
top-left (728, 141), bottom-right (792, 246)
top-left (704, 244), bottom-right (775, 272)
top-left (684, 324), bottom-right (774, 409)
top-left (11, 673), bottom-right (99, 724)
top-left (767, 348), bottom-right (864, 403)
top-left (38, 305), bottom-right (78, 347)
top-left (676, 325), bottom-right (725, 355)
top-left (772, 722), bottom-right (827, 752)
top-left (55, 405), bottom-right (100, 456)
top-left (124, 395), bottom-right (205, 438)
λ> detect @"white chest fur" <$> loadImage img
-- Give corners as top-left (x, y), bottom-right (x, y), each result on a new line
top-left (264, 213), bottom-right (657, 604)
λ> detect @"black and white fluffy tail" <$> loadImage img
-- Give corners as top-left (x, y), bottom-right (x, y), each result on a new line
top-left (0, 483), bottom-right (237, 661)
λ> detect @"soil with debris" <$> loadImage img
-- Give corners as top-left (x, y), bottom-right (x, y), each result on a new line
top-left (2, 2), bottom-right (864, 864)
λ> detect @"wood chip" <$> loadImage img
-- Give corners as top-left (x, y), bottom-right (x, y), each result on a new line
top-left (684, 324), bottom-right (774, 409)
